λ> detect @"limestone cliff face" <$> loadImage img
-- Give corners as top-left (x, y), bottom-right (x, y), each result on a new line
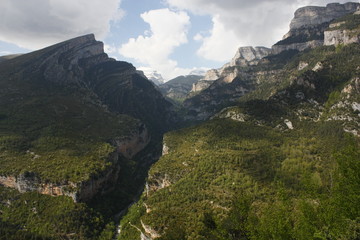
top-left (0, 157), bottom-right (120, 202)
top-left (324, 28), bottom-right (360, 45)
top-left (113, 123), bottom-right (150, 159)
top-left (36, 34), bottom-right (112, 84)
top-left (324, 15), bottom-right (360, 46)
top-left (290, 3), bottom-right (359, 30)
top-left (273, 2), bottom-right (360, 53)
top-left (230, 46), bottom-right (272, 67)
top-left (191, 80), bottom-right (215, 93)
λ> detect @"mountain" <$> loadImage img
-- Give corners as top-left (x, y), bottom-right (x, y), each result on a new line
top-left (0, 54), bottom-right (22, 63)
top-left (183, 2), bottom-right (360, 121)
top-left (273, 2), bottom-right (360, 54)
top-left (0, 34), bottom-right (175, 239)
top-left (159, 75), bottom-right (203, 102)
top-left (119, 4), bottom-right (360, 240)
top-left (1, 3), bottom-right (360, 240)
top-left (138, 68), bottom-right (165, 85)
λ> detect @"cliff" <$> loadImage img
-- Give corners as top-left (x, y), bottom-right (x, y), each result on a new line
top-left (324, 12), bottom-right (360, 46)
top-left (230, 46), bottom-right (272, 67)
top-left (290, 2), bottom-right (359, 30)
top-left (273, 2), bottom-right (360, 53)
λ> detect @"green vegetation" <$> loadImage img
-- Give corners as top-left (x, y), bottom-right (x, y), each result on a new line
top-left (0, 47), bottom-right (141, 183)
top-left (119, 119), bottom-right (359, 240)
top-left (0, 185), bottom-right (113, 240)
top-left (119, 43), bottom-right (360, 240)
top-left (330, 13), bottom-right (360, 31)
top-left (0, 92), bottom-right (138, 182)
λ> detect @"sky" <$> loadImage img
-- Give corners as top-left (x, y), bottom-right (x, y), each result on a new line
top-left (0, 0), bottom-right (358, 80)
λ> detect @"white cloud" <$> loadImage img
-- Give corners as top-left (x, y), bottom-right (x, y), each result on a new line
top-left (166, 0), bottom-right (357, 61)
top-left (195, 15), bottom-right (239, 62)
top-left (0, 0), bottom-right (124, 50)
top-left (119, 8), bottom-right (192, 80)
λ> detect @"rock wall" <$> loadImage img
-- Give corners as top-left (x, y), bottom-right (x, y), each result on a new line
top-left (113, 123), bottom-right (150, 159)
top-left (0, 154), bottom-right (120, 202)
top-left (230, 46), bottom-right (271, 67)
top-left (290, 2), bottom-right (359, 30)
top-left (272, 40), bottom-right (324, 55)
top-left (191, 80), bottom-right (215, 93)
top-left (37, 34), bottom-right (112, 84)
top-left (325, 29), bottom-right (360, 46)
top-left (273, 2), bottom-right (359, 54)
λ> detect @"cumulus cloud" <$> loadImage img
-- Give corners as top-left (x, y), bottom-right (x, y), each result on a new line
top-left (0, 0), bottom-right (124, 50)
top-left (194, 15), bottom-right (239, 62)
top-left (119, 8), bottom-right (192, 80)
top-left (166, 0), bottom-right (357, 61)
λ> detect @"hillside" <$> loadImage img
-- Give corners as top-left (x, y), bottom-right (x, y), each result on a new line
top-left (1, 2), bottom-right (360, 240)
top-left (0, 34), bottom-right (174, 239)
top-left (183, 2), bottom-right (360, 121)
top-left (119, 5), bottom-right (360, 240)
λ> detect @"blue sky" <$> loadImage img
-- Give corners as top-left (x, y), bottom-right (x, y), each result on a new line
top-left (0, 0), bottom-right (357, 80)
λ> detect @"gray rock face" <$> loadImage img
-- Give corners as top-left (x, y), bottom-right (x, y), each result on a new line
top-left (324, 29), bottom-right (360, 45)
top-left (203, 69), bottom-right (220, 81)
top-left (191, 80), bottom-right (215, 93)
top-left (273, 2), bottom-right (360, 54)
top-left (230, 46), bottom-right (272, 67)
top-left (272, 40), bottom-right (324, 55)
top-left (290, 2), bottom-right (359, 30)
top-left (39, 34), bottom-right (112, 84)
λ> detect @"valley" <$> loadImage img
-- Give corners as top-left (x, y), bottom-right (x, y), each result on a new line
top-left (0, 2), bottom-right (359, 240)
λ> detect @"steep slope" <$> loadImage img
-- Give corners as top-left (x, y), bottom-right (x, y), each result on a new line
top-left (119, 6), bottom-right (360, 240)
top-left (0, 34), bottom-right (174, 239)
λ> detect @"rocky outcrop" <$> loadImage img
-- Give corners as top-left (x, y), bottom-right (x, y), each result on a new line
top-left (273, 2), bottom-right (360, 54)
top-left (230, 46), bottom-right (271, 67)
top-left (203, 69), bottom-right (220, 81)
top-left (324, 12), bottom-right (360, 46)
top-left (113, 123), bottom-right (150, 159)
top-left (324, 28), bottom-right (360, 45)
top-left (146, 173), bottom-right (171, 195)
top-left (191, 80), bottom-right (215, 93)
top-left (141, 220), bottom-right (161, 239)
top-left (0, 158), bottom-right (120, 202)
